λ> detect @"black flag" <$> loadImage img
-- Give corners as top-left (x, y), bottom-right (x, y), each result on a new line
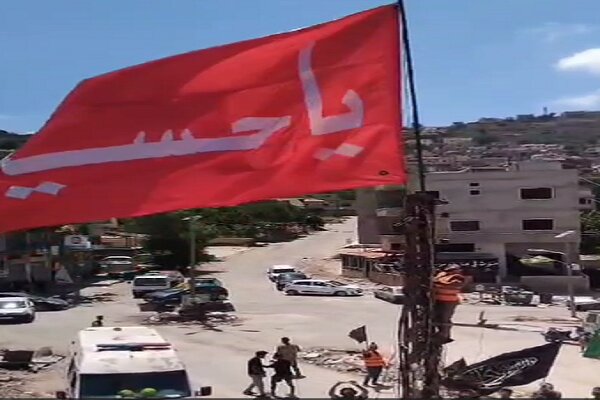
top-left (348, 325), bottom-right (368, 343)
top-left (443, 342), bottom-right (561, 395)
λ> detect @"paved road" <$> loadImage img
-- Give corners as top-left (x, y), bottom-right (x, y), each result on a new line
top-left (2, 217), bottom-right (599, 397)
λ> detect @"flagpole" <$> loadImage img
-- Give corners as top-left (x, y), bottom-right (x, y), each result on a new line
top-left (397, 0), bottom-right (426, 192)
top-left (396, 2), bottom-right (441, 399)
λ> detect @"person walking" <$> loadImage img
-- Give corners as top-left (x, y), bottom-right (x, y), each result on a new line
top-left (269, 353), bottom-right (296, 398)
top-left (433, 265), bottom-right (465, 344)
top-left (243, 351), bottom-right (268, 397)
top-left (276, 337), bottom-right (304, 378)
top-left (498, 388), bottom-right (513, 399)
top-left (91, 315), bottom-right (104, 327)
top-left (362, 342), bottom-right (386, 386)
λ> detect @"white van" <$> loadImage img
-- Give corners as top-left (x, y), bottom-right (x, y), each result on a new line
top-left (267, 264), bottom-right (297, 282)
top-left (131, 272), bottom-right (183, 298)
top-left (58, 326), bottom-right (211, 399)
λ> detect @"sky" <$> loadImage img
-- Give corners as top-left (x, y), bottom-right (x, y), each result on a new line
top-left (2, 0), bottom-right (600, 133)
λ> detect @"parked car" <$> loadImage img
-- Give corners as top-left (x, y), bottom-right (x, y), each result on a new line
top-left (267, 265), bottom-right (297, 282)
top-left (100, 256), bottom-right (138, 279)
top-left (0, 296), bottom-right (36, 323)
top-left (373, 286), bottom-right (405, 304)
top-left (284, 279), bottom-right (363, 296)
top-left (144, 282), bottom-right (229, 307)
top-left (0, 292), bottom-right (69, 311)
top-left (276, 272), bottom-right (309, 291)
top-left (131, 271), bottom-right (185, 298)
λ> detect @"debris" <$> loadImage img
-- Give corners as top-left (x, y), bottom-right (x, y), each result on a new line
top-left (299, 347), bottom-right (397, 384)
top-left (0, 349), bottom-right (63, 372)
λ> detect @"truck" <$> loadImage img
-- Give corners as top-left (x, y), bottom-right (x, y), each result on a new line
top-left (57, 326), bottom-right (211, 399)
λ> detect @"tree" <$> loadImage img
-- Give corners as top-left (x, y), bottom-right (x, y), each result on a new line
top-left (123, 212), bottom-right (214, 269)
top-left (581, 211), bottom-right (600, 254)
top-left (473, 131), bottom-right (498, 146)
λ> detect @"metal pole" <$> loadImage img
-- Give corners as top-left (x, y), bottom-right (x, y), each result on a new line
top-left (398, 0), bottom-right (426, 192)
top-left (564, 243), bottom-right (576, 318)
top-left (189, 218), bottom-right (196, 295)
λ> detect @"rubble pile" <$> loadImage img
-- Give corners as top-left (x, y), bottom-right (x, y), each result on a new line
top-left (77, 292), bottom-right (117, 304)
top-left (144, 311), bottom-right (238, 325)
top-left (0, 347), bottom-right (64, 399)
top-left (300, 348), bottom-right (396, 385)
top-left (0, 373), bottom-right (51, 398)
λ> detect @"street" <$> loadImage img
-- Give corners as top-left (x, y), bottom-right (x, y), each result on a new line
top-left (1, 218), bottom-right (599, 398)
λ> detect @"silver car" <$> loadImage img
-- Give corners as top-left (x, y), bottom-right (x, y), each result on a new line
top-left (0, 297), bottom-right (36, 323)
top-left (373, 286), bottom-right (405, 304)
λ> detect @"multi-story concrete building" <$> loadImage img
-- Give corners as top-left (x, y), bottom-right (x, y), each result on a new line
top-left (355, 160), bottom-right (593, 282)
top-left (428, 161), bottom-right (581, 278)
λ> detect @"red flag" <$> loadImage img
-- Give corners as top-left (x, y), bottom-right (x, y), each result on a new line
top-left (0, 5), bottom-right (404, 233)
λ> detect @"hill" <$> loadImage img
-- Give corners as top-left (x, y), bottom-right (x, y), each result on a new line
top-left (0, 130), bottom-right (31, 150)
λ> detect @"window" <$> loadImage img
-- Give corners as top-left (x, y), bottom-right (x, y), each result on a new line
top-left (469, 182), bottom-right (479, 187)
top-left (522, 219), bottom-right (554, 231)
top-left (469, 190), bottom-right (480, 195)
top-left (520, 187), bottom-right (553, 200)
top-left (450, 221), bottom-right (480, 231)
top-left (440, 212), bottom-right (450, 218)
top-left (580, 198), bottom-right (591, 205)
top-left (428, 190), bottom-right (440, 200)
top-left (435, 243), bottom-right (475, 252)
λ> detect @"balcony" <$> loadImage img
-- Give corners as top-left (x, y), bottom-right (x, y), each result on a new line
top-left (380, 234), bottom-right (406, 252)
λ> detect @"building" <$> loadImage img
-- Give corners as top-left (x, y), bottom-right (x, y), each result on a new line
top-left (355, 186), bottom-right (407, 246)
top-left (427, 161), bottom-right (581, 278)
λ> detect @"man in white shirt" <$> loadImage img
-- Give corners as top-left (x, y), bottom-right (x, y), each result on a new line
top-left (276, 337), bottom-right (304, 378)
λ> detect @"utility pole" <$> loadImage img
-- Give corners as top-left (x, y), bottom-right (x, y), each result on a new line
top-left (564, 242), bottom-right (576, 318)
top-left (396, 1), bottom-right (441, 398)
top-left (183, 216), bottom-right (202, 295)
top-left (554, 230), bottom-right (577, 318)
top-left (398, 192), bottom-right (440, 398)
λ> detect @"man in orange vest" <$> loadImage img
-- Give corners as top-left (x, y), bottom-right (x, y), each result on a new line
top-left (433, 264), bottom-right (465, 344)
top-left (362, 342), bottom-right (386, 386)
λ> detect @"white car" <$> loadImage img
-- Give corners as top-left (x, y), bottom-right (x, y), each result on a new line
top-left (100, 256), bottom-right (134, 266)
top-left (0, 296), bottom-right (36, 323)
top-left (267, 265), bottom-right (297, 282)
top-left (284, 279), bottom-right (363, 296)
top-left (373, 286), bottom-right (405, 304)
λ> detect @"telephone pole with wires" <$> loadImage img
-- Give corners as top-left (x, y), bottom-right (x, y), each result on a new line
top-left (396, 0), bottom-right (444, 398)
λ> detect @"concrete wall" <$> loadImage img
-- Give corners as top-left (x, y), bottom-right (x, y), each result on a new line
top-left (369, 271), bottom-right (405, 286)
top-left (341, 268), bottom-right (365, 279)
top-left (520, 275), bottom-right (590, 294)
top-left (355, 189), bottom-right (380, 244)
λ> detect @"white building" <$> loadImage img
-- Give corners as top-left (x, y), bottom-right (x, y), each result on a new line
top-left (427, 161), bottom-right (582, 278)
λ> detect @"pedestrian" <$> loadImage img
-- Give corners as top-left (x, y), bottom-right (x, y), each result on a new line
top-left (498, 388), bottom-right (513, 399)
top-left (577, 327), bottom-right (592, 353)
top-left (532, 383), bottom-right (562, 399)
top-left (432, 264), bottom-right (465, 344)
top-left (362, 342), bottom-right (386, 386)
top-left (591, 386), bottom-right (600, 400)
top-left (243, 350), bottom-right (268, 397)
top-left (91, 315), bottom-right (104, 327)
top-left (276, 337), bottom-right (304, 378)
top-left (329, 381), bottom-right (368, 400)
top-left (269, 353), bottom-right (296, 398)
